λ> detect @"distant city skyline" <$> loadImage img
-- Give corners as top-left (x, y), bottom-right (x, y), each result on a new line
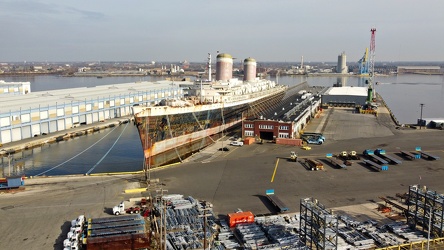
top-left (1, 0), bottom-right (443, 63)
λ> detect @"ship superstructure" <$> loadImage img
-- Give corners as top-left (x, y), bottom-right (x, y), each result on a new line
top-left (132, 53), bottom-right (286, 167)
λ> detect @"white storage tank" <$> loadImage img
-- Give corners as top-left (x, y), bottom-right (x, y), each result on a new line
top-left (336, 51), bottom-right (348, 74)
top-left (243, 57), bottom-right (257, 81)
top-left (216, 53), bottom-right (233, 81)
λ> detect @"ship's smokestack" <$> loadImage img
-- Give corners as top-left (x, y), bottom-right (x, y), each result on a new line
top-left (216, 53), bottom-right (233, 81)
top-left (243, 57), bottom-right (257, 81)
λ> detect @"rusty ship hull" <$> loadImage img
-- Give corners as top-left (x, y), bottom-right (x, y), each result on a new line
top-left (132, 85), bottom-right (286, 168)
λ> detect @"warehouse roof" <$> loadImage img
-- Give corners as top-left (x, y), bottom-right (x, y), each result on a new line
top-left (397, 66), bottom-right (440, 70)
top-left (323, 86), bottom-right (367, 97)
top-left (0, 81), bottom-right (187, 113)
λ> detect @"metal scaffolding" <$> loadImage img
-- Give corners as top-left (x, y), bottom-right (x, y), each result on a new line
top-left (300, 197), bottom-right (338, 250)
top-left (407, 185), bottom-right (444, 238)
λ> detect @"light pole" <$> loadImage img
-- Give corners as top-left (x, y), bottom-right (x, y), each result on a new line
top-left (199, 205), bottom-right (212, 250)
top-left (427, 207), bottom-right (433, 250)
top-left (7, 153), bottom-right (11, 176)
top-left (420, 103), bottom-right (425, 129)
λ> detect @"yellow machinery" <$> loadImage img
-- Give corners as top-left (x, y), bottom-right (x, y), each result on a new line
top-left (290, 151), bottom-right (298, 162)
top-left (349, 151), bottom-right (360, 160)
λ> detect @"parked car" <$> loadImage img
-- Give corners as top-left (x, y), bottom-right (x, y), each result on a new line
top-left (229, 141), bottom-right (244, 147)
top-left (219, 147), bottom-right (230, 151)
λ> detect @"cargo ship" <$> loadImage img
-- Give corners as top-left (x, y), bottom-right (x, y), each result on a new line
top-left (132, 53), bottom-right (286, 168)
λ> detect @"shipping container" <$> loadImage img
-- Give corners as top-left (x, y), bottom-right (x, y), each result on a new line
top-left (243, 137), bottom-right (255, 145)
top-left (275, 138), bottom-right (303, 146)
top-left (227, 211), bottom-right (254, 227)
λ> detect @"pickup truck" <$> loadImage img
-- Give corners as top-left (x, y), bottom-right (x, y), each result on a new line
top-left (229, 141), bottom-right (243, 146)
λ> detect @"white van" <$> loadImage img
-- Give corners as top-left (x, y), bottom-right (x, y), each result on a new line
top-left (230, 141), bottom-right (243, 147)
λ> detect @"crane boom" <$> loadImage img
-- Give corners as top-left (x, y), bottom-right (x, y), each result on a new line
top-left (358, 48), bottom-right (369, 75)
top-left (366, 28), bottom-right (376, 103)
top-left (368, 28), bottom-right (376, 99)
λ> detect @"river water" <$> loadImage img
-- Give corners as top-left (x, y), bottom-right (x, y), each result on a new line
top-left (1, 74), bottom-right (443, 176)
top-left (268, 74), bottom-right (444, 124)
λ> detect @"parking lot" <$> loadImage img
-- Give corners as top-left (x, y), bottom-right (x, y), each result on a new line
top-left (152, 107), bottom-right (444, 216)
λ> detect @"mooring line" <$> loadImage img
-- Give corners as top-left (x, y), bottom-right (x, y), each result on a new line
top-left (35, 126), bottom-right (119, 176)
top-left (85, 122), bottom-right (129, 175)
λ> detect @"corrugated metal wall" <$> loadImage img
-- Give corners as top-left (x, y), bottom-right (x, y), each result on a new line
top-left (0, 88), bottom-right (181, 144)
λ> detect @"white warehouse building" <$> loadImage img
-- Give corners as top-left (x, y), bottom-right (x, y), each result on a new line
top-left (0, 80), bottom-right (31, 95)
top-left (321, 86), bottom-right (368, 107)
top-left (0, 81), bottom-right (185, 144)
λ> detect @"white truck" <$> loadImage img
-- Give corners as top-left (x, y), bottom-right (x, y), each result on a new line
top-left (71, 215), bottom-right (85, 227)
top-left (63, 215), bottom-right (85, 250)
top-left (113, 201), bottom-right (141, 215)
top-left (63, 240), bottom-right (80, 250)
top-left (65, 227), bottom-right (81, 243)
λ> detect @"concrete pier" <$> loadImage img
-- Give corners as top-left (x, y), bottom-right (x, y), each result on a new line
top-left (0, 117), bottom-right (131, 157)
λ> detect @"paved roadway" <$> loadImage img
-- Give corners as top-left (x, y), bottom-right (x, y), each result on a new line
top-left (1, 106), bottom-right (443, 250)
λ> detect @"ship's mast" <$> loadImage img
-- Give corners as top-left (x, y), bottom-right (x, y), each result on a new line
top-left (207, 53), bottom-right (212, 82)
top-left (200, 78), bottom-right (203, 104)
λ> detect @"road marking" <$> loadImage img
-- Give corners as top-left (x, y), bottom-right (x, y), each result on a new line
top-left (124, 188), bottom-right (147, 194)
top-left (8, 202), bottom-right (117, 210)
top-left (222, 147), bottom-right (236, 157)
top-left (271, 158), bottom-right (279, 183)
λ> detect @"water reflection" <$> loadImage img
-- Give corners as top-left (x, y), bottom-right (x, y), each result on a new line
top-left (334, 77), bottom-right (348, 87)
top-left (1, 123), bottom-right (143, 177)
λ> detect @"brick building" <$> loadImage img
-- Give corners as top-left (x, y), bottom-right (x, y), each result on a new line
top-left (242, 119), bottom-right (295, 141)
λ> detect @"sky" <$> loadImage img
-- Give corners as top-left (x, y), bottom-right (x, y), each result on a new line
top-left (1, 0), bottom-right (443, 63)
